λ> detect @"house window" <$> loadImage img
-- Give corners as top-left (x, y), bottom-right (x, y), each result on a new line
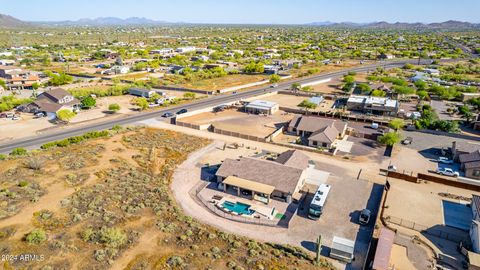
top-left (312, 141), bottom-right (317, 146)
top-left (473, 170), bottom-right (480, 177)
top-left (322, 143), bottom-right (328, 147)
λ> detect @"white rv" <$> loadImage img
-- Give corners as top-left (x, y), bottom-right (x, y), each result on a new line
top-left (308, 184), bottom-right (331, 220)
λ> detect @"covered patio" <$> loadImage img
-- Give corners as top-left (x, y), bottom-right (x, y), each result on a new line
top-left (222, 176), bottom-right (274, 204)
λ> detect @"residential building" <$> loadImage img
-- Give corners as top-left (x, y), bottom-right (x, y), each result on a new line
top-left (459, 150), bottom-right (480, 179)
top-left (288, 115), bottom-right (347, 149)
top-left (25, 88), bottom-right (80, 119)
top-left (452, 141), bottom-right (480, 162)
top-left (129, 88), bottom-right (165, 98)
top-left (176, 46), bottom-right (197, 53)
top-left (346, 95), bottom-right (399, 116)
top-left (424, 68), bottom-right (441, 76)
top-left (0, 60), bottom-right (15, 66)
top-left (150, 48), bottom-right (175, 57)
top-left (244, 100), bottom-right (279, 115)
top-left (263, 65), bottom-right (279, 75)
top-left (215, 150), bottom-right (311, 204)
top-left (0, 66), bottom-right (40, 90)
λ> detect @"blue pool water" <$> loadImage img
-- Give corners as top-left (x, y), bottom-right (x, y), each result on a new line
top-left (442, 200), bottom-right (472, 231)
top-left (222, 201), bottom-right (254, 215)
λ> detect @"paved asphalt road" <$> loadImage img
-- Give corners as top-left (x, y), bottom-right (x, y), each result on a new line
top-left (0, 59), bottom-right (436, 153)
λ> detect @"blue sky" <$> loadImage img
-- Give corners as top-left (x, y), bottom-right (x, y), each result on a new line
top-left (1, 0), bottom-right (479, 24)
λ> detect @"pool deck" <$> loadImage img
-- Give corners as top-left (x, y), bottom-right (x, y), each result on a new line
top-left (215, 194), bottom-right (277, 220)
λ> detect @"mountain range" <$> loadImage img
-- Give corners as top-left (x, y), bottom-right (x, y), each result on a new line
top-left (307, 20), bottom-right (480, 29)
top-left (0, 13), bottom-right (479, 29)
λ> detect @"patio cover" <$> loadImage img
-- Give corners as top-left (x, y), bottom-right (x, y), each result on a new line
top-left (372, 228), bottom-right (395, 270)
top-left (223, 176), bottom-right (275, 195)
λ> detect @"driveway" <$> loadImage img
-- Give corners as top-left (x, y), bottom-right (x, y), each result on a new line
top-left (171, 141), bottom-right (383, 269)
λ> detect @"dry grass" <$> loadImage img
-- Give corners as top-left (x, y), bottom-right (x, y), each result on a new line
top-left (0, 128), bottom-right (333, 270)
top-left (178, 74), bottom-right (269, 90)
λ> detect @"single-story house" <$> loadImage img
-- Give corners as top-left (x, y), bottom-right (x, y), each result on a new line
top-left (452, 141), bottom-right (480, 162)
top-left (128, 88), bottom-right (165, 98)
top-left (244, 100), bottom-right (279, 115)
top-left (263, 65), bottom-right (279, 75)
top-left (346, 95), bottom-right (399, 116)
top-left (459, 150), bottom-right (480, 179)
top-left (24, 88), bottom-right (80, 119)
top-left (215, 150), bottom-right (310, 204)
top-left (288, 115), bottom-right (347, 149)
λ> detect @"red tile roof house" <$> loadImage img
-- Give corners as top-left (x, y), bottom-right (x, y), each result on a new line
top-left (24, 88), bottom-right (80, 120)
top-left (287, 115), bottom-right (348, 149)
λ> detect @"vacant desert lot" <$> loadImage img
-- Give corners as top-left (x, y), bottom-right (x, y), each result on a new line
top-left (0, 128), bottom-right (332, 270)
top-left (180, 109), bottom-right (295, 138)
top-left (260, 94), bottom-right (335, 112)
top-left (178, 74), bottom-right (269, 91)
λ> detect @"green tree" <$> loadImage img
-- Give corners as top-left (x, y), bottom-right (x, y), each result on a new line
top-left (301, 86), bottom-right (313, 92)
top-left (183, 92), bottom-right (196, 99)
top-left (371, 89), bottom-right (386, 97)
top-left (133, 97), bottom-right (149, 111)
top-left (81, 96), bottom-right (96, 108)
top-left (291, 82), bottom-right (301, 91)
top-left (388, 119), bottom-right (405, 131)
top-left (57, 109), bottom-right (76, 122)
top-left (25, 229), bottom-right (47, 244)
top-left (417, 90), bottom-right (429, 100)
top-left (343, 75), bottom-right (355, 84)
top-left (0, 79), bottom-right (6, 89)
top-left (378, 132), bottom-right (402, 147)
top-left (269, 74), bottom-right (281, 83)
top-left (298, 100), bottom-right (317, 111)
top-left (108, 103), bottom-right (121, 113)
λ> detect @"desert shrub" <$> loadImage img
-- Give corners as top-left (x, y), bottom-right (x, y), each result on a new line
top-left (0, 154), bottom-right (7, 160)
top-left (41, 130), bottom-right (110, 149)
top-left (25, 228), bottom-right (47, 244)
top-left (10, 147), bottom-right (28, 156)
top-left (99, 227), bottom-right (127, 248)
top-left (18, 180), bottom-right (29, 187)
top-left (25, 156), bottom-right (44, 170)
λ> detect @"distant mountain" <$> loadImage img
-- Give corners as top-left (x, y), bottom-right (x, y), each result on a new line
top-left (39, 17), bottom-right (170, 26)
top-left (308, 20), bottom-right (480, 30)
top-left (0, 14), bottom-right (31, 28)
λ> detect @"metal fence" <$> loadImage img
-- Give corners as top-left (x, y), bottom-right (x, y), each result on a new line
top-left (194, 183), bottom-right (280, 227)
top-left (387, 216), bottom-right (469, 243)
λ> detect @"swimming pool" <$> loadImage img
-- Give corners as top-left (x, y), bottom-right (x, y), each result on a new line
top-left (442, 200), bottom-right (472, 231)
top-left (222, 201), bottom-right (254, 215)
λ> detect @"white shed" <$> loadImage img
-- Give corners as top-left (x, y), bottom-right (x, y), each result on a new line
top-left (330, 236), bottom-right (355, 263)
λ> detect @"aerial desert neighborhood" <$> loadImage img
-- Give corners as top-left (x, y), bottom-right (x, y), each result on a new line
top-left (1, 1), bottom-right (480, 270)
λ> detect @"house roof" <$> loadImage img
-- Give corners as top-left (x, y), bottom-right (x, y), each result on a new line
top-left (275, 150), bottom-right (310, 170)
top-left (39, 88), bottom-right (72, 102)
top-left (459, 150), bottom-right (480, 164)
top-left (216, 156), bottom-right (304, 194)
top-left (455, 141), bottom-right (480, 154)
top-left (245, 100), bottom-right (278, 110)
top-left (31, 100), bottom-right (63, 113)
top-left (289, 115), bottom-right (346, 134)
top-left (223, 176), bottom-right (275, 195)
top-left (309, 125), bottom-right (339, 144)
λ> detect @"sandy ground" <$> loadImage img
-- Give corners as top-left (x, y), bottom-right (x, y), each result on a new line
top-left (309, 78), bottom-right (344, 95)
top-left (0, 114), bottom-right (56, 142)
top-left (180, 110), bottom-right (295, 138)
top-left (71, 95), bottom-right (137, 123)
top-left (261, 94), bottom-right (335, 112)
top-left (390, 244), bottom-right (417, 270)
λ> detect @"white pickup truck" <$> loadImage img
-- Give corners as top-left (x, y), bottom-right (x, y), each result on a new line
top-left (436, 168), bottom-right (459, 177)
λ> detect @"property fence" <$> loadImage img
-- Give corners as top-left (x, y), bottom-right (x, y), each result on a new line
top-left (386, 169), bottom-right (480, 191)
top-left (212, 126), bottom-right (268, 142)
top-left (176, 121), bottom-right (202, 130)
top-left (387, 216), bottom-right (469, 243)
top-left (194, 183), bottom-right (280, 227)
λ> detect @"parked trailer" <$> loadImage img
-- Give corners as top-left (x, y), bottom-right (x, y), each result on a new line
top-left (308, 184), bottom-right (331, 220)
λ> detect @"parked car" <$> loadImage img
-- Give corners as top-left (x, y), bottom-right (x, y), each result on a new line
top-left (387, 165), bottom-right (397, 172)
top-left (359, 209), bottom-right (371, 225)
top-left (34, 112), bottom-right (45, 118)
top-left (270, 83), bottom-right (278, 88)
top-left (5, 112), bottom-right (14, 118)
top-left (162, 112), bottom-right (174, 118)
top-left (401, 137), bottom-right (413, 145)
top-left (438, 157), bottom-right (454, 164)
top-left (11, 115), bottom-right (21, 120)
top-left (436, 168), bottom-right (459, 177)
top-left (176, 108), bottom-right (188, 115)
top-left (0, 113), bottom-right (7, 118)
top-left (371, 123), bottom-right (379, 129)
